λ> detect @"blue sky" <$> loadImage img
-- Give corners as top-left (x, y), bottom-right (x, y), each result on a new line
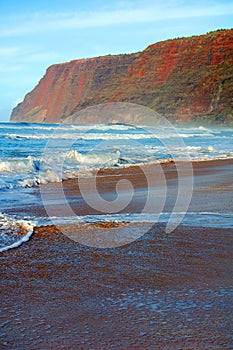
top-left (0, 0), bottom-right (232, 121)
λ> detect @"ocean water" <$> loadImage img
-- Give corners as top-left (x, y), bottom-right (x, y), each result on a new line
top-left (1, 122), bottom-right (233, 251)
top-left (1, 122), bottom-right (233, 189)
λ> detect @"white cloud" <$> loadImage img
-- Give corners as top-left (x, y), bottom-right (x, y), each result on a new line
top-left (0, 64), bottom-right (22, 73)
top-left (0, 47), bottom-right (20, 55)
top-left (0, 46), bottom-right (58, 66)
top-left (20, 50), bottom-right (58, 63)
top-left (0, 1), bottom-right (232, 38)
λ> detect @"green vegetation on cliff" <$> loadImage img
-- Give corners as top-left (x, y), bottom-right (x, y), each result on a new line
top-left (11, 30), bottom-right (233, 124)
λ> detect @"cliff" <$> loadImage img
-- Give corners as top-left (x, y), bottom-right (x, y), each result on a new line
top-left (11, 29), bottom-right (233, 124)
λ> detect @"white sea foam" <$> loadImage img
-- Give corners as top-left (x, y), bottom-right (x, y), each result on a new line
top-left (66, 149), bottom-right (120, 165)
top-left (0, 149), bottom-right (122, 188)
top-left (1, 210), bottom-right (232, 251)
top-left (0, 156), bottom-right (35, 173)
top-left (0, 123), bottom-right (232, 190)
top-left (0, 213), bottom-right (36, 252)
top-left (34, 212), bottom-right (233, 229)
top-left (3, 132), bottom-right (156, 141)
top-left (3, 131), bottom-right (217, 141)
top-left (0, 144), bottom-right (232, 189)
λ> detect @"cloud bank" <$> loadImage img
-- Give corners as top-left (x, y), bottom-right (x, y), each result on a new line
top-left (1, 1), bottom-right (233, 37)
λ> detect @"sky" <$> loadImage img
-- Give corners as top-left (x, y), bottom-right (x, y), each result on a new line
top-left (0, 0), bottom-right (232, 121)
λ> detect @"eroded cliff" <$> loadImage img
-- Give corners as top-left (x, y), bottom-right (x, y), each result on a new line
top-left (11, 29), bottom-right (233, 124)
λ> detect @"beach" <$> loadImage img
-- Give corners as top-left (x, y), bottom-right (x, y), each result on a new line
top-left (1, 158), bottom-right (233, 349)
top-left (4, 158), bottom-right (233, 218)
top-left (1, 14), bottom-right (233, 350)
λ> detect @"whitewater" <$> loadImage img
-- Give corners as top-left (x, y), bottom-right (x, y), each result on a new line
top-left (1, 122), bottom-right (233, 189)
top-left (1, 122), bottom-right (233, 251)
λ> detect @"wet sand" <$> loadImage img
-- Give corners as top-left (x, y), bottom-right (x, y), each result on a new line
top-left (1, 224), bottom-right (233, 349)
top-left (1, 158), bottom-right (233, 349)
top-left (5, 158), bottom-right (233, 218)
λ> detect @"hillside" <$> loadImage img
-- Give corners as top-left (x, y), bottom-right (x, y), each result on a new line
top-left (11, 29), bottom-right (233, 124)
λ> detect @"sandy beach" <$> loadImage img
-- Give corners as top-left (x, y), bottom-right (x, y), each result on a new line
top-left (4, 158), bottom-right (233, 218)
top-left (1, 158), bottom-right (233, 349)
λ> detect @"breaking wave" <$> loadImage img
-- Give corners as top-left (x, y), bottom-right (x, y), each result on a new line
top-left (0, 123), bottom-right (233, 190)
top-left (0, 213), bottom-right (36, 252)
top-left (0, 156), bottom-right (35, 174)
top-left (0, 149), bottom-right (122, 188)
top-left (66, 149), bottom-right (120, 165)
top-left (3, 131), bottom-right (217, 141)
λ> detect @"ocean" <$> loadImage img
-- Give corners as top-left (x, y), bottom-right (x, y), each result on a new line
top-left (1, 122), bottom-right (233, 251)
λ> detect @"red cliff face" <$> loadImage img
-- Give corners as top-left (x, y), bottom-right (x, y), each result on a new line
top-left (11, 54), bottom-right (137, 123)
top-left (11, 30), bottom-right (233, 124)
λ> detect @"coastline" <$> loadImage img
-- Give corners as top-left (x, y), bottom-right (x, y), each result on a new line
top-left (4, 157), bottom-right (233, 219)
top-left (1, 157), bottom-right (233, 348)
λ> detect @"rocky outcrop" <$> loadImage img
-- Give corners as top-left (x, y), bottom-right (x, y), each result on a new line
top-left (11, 29), bottom-right (233, 124)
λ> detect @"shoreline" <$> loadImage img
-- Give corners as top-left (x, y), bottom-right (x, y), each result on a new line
top-left (53, 157), bottom-right (233, 189)
top-left (38, 157), bottom-right (233, 201)
top-left (1, 157), bottom-right (232, 348)
top-left (4, 157), bottom-right (232, 218)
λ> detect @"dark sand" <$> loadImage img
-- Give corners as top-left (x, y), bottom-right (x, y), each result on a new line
top-left (1, 159), bottom-right (233, 349)
top-left (5, 158), bottom-right (233, 218)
